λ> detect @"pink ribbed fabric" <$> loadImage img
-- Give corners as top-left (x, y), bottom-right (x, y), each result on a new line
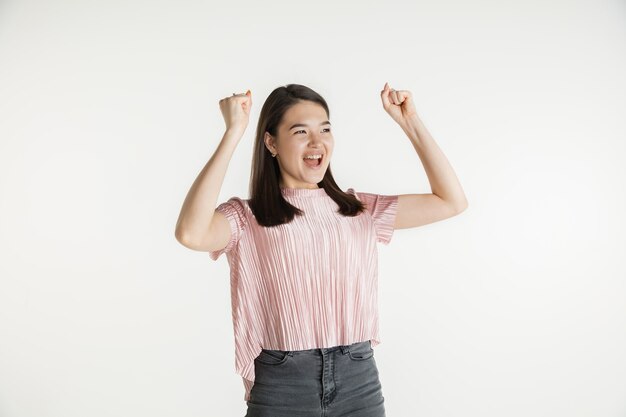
top-left (208, 186), bottom-right (399, 402)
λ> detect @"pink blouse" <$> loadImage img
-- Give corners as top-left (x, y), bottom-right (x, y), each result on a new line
top-left (208, 186), bottom-right (399, 402)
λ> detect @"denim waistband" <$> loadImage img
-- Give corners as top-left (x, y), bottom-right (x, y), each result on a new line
top-left (262, 339), bottom-right (371, 356)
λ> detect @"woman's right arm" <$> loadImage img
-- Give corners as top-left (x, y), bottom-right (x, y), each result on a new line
top-left (174, 128), bottom-right (243, 252)
top-left (175, 90), bottom-right (252, 252)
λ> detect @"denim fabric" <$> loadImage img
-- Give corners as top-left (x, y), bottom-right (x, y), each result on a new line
top-left (244, 340), bottom-right (386, 417)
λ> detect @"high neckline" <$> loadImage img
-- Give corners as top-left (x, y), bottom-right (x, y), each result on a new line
top-left (280, 186), bottom-right (328, 198)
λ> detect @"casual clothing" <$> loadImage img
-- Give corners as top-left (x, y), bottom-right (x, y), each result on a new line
top-left (245, 340), bottom-right (386, 417)
top-left (208, 186), bottom-right (399, 402)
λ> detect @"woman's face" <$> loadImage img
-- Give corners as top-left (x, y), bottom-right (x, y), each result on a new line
top-left (265, 101), bottom-right (334, 189)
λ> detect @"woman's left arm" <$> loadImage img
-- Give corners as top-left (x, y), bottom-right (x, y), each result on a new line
top-left (381, 82), bottom-right (469, 230)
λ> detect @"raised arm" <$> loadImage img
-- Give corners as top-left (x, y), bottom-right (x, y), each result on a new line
top-left (174, 90), bottom-right (251, 251)
top-left (381, 83), bottom-right (468, 230)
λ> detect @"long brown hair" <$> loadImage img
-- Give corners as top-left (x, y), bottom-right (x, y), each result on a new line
top-left (247, 84), bottom-right (366, 227)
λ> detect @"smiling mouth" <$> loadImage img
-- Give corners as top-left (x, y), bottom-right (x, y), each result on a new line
top-left (303, 154), bottom-right (323, 168)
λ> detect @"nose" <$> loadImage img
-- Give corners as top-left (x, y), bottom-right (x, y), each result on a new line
top-left (308, 133), bottom-right (323, 146)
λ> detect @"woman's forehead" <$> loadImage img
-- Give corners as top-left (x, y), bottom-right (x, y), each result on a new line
top-left (282, 102), bottom-right (328, 127)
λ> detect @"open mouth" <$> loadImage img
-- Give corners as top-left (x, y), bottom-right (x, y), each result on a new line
top-left (303, 154), bottom-right (323, 168)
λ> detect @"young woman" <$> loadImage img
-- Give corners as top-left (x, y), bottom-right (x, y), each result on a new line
top-left (175, 83), bottom-right (468, 416)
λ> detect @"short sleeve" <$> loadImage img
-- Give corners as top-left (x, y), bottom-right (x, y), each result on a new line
top-left (208, 197), bottom-right (248, 261)
top-left (347, 188), bottom-right (399, 245)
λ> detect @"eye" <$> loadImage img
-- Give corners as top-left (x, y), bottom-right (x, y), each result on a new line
top-left (294, 128), bottom-right (331, 135)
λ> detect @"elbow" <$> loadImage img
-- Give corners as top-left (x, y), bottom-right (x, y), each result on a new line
top-left (175, 227), bottom-right (193, 247)
top-left (455, 200), bottom-right (469, 214)
top-left (448, 197), bottom-right (468, 215)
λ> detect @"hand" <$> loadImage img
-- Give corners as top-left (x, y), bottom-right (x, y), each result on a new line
top-left (219, 90), bottom-right (252, 132)
top-left (380, 82), bottom-right (417, 128)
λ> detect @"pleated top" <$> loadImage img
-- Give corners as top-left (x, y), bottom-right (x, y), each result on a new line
top-left (208, 186), bottom-right (399, 402)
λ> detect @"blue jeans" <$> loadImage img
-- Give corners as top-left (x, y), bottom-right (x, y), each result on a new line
top-left (244, 340), bottom-right (386, 417)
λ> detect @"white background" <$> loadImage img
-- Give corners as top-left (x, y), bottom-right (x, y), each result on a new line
top-left (1, 0), bottom-right (625, 416)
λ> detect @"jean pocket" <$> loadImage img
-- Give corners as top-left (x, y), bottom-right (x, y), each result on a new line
top-left (255, 349), bottom-right (292, 365)
top-left (347, 340), bottom-right (374, 361)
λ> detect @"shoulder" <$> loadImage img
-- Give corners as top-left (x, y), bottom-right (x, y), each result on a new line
top-left (216, 196), bottom-right (251, 226)
top-left (218, 196), bottom-right (250, 211)
top-left (345, 187), bottom-right (399, 245)
top-left (345, 187), bottom-right (399, 217)
top-left (208, 196), bottom-right (250, 261)
top-left (345, 187), bottom-right (385, 207)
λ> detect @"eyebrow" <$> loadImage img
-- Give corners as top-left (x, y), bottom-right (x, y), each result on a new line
top-left (288, 121), bottom-right (332, 130)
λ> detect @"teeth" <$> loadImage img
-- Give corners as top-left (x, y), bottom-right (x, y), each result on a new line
top-left (304, 154), bottom-right (322, 159)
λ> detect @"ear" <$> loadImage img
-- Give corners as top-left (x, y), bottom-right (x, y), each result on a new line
top-left (264, 132), bottom-right (276, 154)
